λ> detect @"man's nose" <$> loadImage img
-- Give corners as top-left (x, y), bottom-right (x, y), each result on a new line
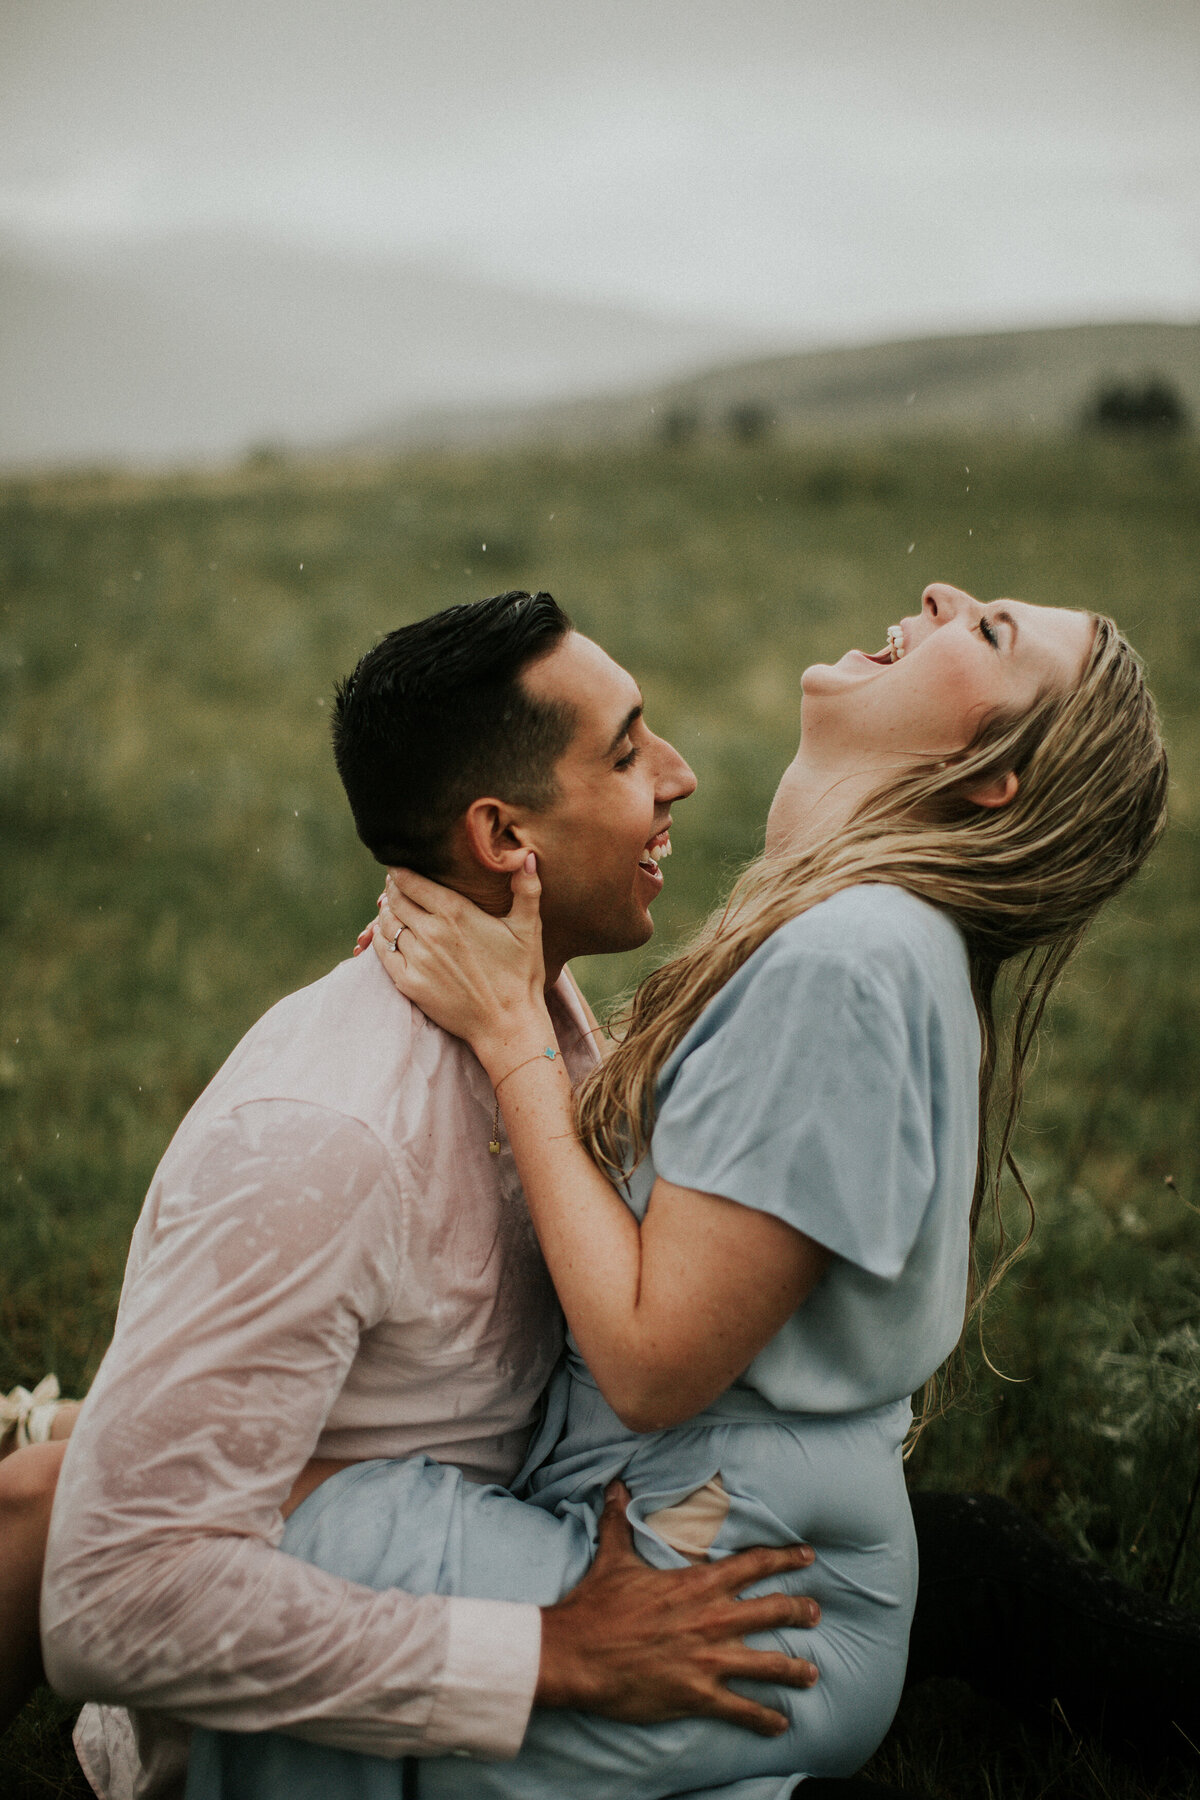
top-left (656, 738), bottom-right (697, 803)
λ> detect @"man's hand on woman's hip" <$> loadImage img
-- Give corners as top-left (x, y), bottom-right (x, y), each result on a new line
top-left (535, 1480), bottom-right (820, 1737)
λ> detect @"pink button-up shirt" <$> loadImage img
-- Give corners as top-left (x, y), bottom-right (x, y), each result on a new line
top-left (41, 949), bottom-right (598, 1795)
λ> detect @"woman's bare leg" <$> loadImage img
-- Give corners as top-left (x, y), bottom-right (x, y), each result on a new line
top-left (0, 1426), bottom-right (348, 1733)
top-left (0, 1400), bottom-right (348, 1738)
top-left (0, 1439), bottom-right (69, 1729)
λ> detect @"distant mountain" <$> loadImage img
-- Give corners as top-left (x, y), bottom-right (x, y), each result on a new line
top-left (0, 233), bottom-right (757, 470)
top-left (356, 320), bottom-right (1200, 450)
top-left (3, 233), bottom-right (1194, 472)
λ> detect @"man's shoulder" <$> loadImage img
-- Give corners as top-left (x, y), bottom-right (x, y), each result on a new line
top-left (192, 950), bottom-right (425, 1135)
top-left (253, 948), bottom-right (414, 1039)
top-left (127, 956), bottom-right (419, 1284)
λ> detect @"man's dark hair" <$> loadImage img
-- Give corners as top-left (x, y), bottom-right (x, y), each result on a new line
top-left (332, 590), bottom-right (575, 873)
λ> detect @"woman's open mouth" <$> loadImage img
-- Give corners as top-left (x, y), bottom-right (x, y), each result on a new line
top-left (860, 624), bottom-right (907, 665)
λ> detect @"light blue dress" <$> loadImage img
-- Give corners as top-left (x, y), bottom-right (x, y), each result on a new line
top-left (187, 885), bottom-right (980, 1800)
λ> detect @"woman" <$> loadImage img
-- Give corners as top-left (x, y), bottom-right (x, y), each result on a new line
top-left (185, 583), bottom-right (1168, 1799)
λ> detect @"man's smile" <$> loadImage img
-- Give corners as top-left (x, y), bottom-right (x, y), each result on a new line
top-left (638, 827), bottom-right (673, 889)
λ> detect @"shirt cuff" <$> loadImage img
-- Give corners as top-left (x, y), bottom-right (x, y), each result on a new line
top-left (424, 1598), bottom-right (542, 1760)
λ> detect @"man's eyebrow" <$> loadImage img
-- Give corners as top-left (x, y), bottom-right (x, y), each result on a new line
top-left (603, 702), bottom-right (643, 758)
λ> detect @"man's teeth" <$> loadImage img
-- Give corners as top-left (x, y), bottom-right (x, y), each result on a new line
top-left (641, 834), bottom-right (672, 870)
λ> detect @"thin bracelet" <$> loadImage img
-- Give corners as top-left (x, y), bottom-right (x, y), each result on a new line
top-left (494, 1045), bottom-right (559, 1096)
top-left (488, 1047), bottom-right (560, 1155)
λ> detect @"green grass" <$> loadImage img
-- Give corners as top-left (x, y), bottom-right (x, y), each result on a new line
top-left (2, 435), bottom-right (1199, 1794)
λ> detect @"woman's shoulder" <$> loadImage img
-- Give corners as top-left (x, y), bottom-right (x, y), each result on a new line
top-left (771, 883), bottom-right (962, 960)
top-left (658, 886), bottom-right (979, 1121)
top-left (754, 885), bottom-right (970, 1011)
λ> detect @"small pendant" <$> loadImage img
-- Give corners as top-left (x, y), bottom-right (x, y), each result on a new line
top-left (488, 1138), bottom-right (501, 1156)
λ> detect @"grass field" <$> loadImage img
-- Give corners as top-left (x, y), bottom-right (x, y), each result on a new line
top-left (2, 434), bottom-right (1199, 1796)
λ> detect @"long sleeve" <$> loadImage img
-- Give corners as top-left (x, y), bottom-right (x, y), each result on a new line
top-left (40, 1099), bottom-right (541, 1759)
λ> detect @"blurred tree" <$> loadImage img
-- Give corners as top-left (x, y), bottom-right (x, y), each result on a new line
top-left (727, 400), bottom-right (773, 443)
top-left (1082, 376), bottom-right (1190, 435)
top-left (659, 405), bottom-right (700, 447)
top-left (242, 442), bottom-right (292, 468)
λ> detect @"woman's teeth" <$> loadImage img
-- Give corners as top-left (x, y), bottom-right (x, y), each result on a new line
top-left (886, 624), bottom-right (906, 663)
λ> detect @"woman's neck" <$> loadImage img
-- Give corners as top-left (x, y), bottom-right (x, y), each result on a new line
top-left (765, 750), bottom-right (888, 859)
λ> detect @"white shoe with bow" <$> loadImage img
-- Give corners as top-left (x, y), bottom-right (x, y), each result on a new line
top-left (0, 1375), bottom-right (80, 1457)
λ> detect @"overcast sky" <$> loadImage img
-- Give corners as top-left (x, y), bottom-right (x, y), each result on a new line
top-left (2, 0), bottom-right (1197, 348)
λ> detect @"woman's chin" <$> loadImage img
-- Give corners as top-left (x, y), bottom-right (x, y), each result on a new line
top-left (801, 660), bottom-right (853, 696)
top-left (803, 652), bottom-right (888, 695)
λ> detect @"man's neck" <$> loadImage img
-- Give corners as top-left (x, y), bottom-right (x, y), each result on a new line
top-left (442, 866), bottom-right (564, 994)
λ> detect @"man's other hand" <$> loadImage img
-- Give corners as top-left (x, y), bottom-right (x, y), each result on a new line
top-left (535, 1480), bottom-right (819, 1737)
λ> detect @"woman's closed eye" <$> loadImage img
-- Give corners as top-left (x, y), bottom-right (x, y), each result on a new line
top-left (979, 615), bottom-right (1000, 649)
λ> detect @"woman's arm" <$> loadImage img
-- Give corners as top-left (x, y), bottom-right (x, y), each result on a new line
top-left (378, 864), bottom-right (829, 1431)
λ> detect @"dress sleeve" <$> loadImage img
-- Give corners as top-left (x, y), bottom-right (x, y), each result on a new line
top-left (40, 1098), bottom-right (541, 1761)
top-left (649, 937), bottom-right (939, 1279)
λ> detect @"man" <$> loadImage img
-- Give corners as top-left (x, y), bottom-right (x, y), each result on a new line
top-left (38, 591), bottom-right (825, 1800)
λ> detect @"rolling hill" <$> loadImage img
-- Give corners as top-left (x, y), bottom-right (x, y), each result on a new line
top-left (3, 223), bottom-right (1195, 472)
top-left (354, 319), bottom-right (1200, 450)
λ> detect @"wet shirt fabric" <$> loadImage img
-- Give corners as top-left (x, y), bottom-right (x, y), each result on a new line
top-left (189, 885), bottom-right (982, 1800)
top-left (40, 950), bottom-right (598, 1797)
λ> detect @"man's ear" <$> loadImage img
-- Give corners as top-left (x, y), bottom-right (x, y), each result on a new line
top-left (462, 797), bottom-right (530, 873)
top-left (962, 770), bottom-right (1019, 810)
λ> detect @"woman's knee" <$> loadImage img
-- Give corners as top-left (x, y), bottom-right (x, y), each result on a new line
top-left (0, 1439), bottom-right (68, 1537)
top-left (0, 1441), bottom-right (67, 1721)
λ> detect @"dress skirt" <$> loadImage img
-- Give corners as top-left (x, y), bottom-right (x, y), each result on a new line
top-left (186, 1373), bottom-right (915, 1800)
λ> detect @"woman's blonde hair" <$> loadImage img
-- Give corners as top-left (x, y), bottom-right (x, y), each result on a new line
top-left (576, 614), bottom-right (1168, 1409)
